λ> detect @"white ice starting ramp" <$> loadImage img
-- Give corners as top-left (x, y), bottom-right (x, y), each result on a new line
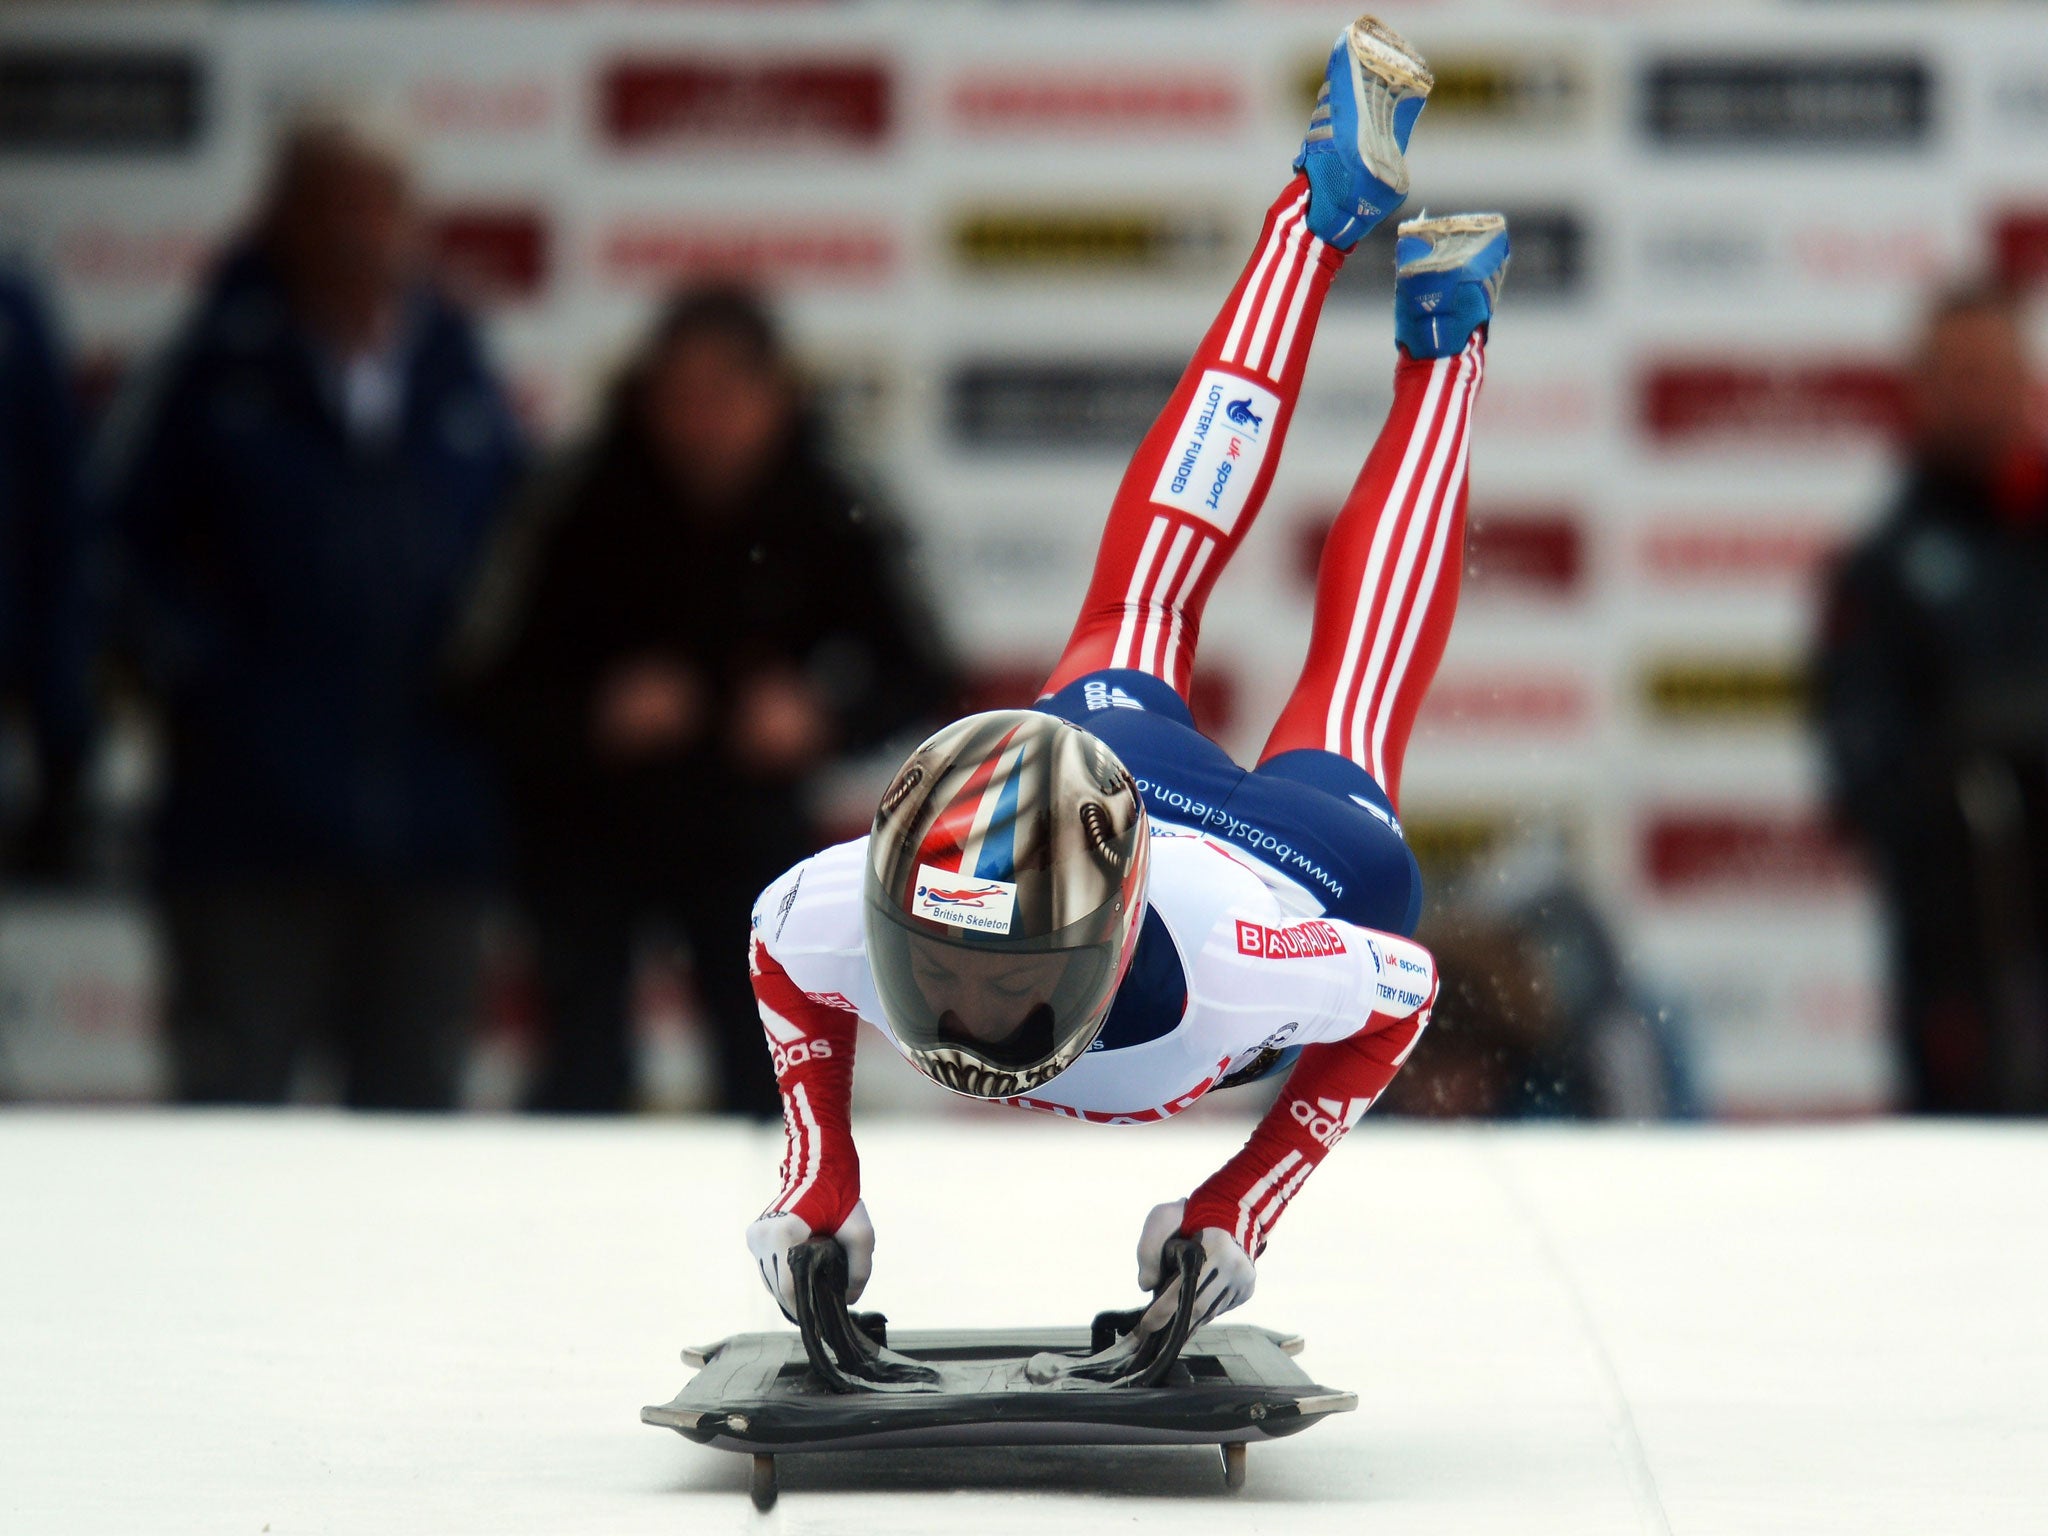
top-left (2, 1111), bottom-right (2043, 1535)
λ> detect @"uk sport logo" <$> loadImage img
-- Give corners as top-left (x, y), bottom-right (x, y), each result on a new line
top-left (1149, 368), bottom-right (1282, 535)
top-left (1289, 1095), bottom-right (1373, 1148)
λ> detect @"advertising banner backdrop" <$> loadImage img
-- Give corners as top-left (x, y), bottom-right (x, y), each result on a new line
top-left (6, 0), bottom-right (2035, 1114)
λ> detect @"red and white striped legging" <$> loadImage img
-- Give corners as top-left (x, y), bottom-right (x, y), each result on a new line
top-left (1043, 175), bottom-right (1486, 809)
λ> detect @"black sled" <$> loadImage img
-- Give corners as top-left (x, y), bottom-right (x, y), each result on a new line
top-left (642, 1236), bottom-right (1357, 1510)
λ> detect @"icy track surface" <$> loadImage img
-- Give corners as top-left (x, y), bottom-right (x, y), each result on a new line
top-left (4, 1114), bottom-right (2044, 1535)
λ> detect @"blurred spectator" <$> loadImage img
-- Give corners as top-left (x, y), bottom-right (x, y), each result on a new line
top-left (0, 267), bottom-right (95, 883)
top-left (1816, 281), bottom-right (2048, 1114)
top-left (100, 110), bottom-right (524, 1108)
top-left (1382, 838), bottom-right (1695, 1120)
top-left (452, 287), bottom-right (953, 1116)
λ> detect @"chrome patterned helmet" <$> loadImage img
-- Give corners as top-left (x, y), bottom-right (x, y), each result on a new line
top-left (863, 710), bottom-right (1149, 1099)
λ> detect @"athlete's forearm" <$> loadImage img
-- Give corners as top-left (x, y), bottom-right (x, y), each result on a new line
top-left (751, 935), bottom-right (862, 1233)
top-left (1181, 987), bottom-right (1434, 1254)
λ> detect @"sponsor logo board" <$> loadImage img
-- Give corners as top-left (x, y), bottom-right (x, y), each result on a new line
top-left (431, 208), bottom-right (550, 304)
top-left (1642, 56), bottom-right (1931, 148)
top-left (1641, 218), bottom-right (1943, 287)
top-left (598, 222), bottom-right (893, 285)
top-left (46, 220), bottom-right (215, 289)
top-left (951, 209), bottom-right (1228, 274)
top-left (1468, 509), bottom-right (1584, 595)
top-left (1416, 673), bottom-right (1592, 733)
top-left (601, 59), bottom-right (890, 147)
top-left (1644, 810), bottom-right (1856, 894)
top-left (407, 75), bottom-right (556, 136)
top-left (0, 46), bottom-right (202, 152)
top-left (1643, 660), bottom-right (1807, 721)
top-left (1641, 362), bottom-right (1906, 444)
top-left (948, 73), bottom-right (1241, 131)
top-left (1640, 523), bottom-right (1844, 583)
top-left (948, 359), bottom-right (1181, 451)
top-left (1399, 810), bottom-right (1570, 882)
top-left (1149, 369), bottom-right (1282, 535)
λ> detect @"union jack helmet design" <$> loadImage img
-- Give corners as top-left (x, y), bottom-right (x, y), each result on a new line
top-left (863, 710), bottom-right (1149, 1098)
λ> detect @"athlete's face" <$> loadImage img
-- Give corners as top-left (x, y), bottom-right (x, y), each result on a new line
top-left (909, 947), bottom-right (1070, 1051)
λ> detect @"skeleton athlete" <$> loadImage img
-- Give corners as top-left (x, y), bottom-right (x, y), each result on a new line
top-left (746, 14), bottom-right (1509, 1329)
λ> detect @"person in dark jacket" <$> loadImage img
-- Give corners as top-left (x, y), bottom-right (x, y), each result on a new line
top-left (103, 112), bottom-right (524, 1108)
top-left (453, 287), bottom-right (953, 1116)
top-left (1816, 280), bottom-right (2048, 1113)
top-left (0, 267), bottom-right (95, 882)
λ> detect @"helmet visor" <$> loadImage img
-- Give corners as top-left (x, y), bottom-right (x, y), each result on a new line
top-left (864, 892), bottom-right (1124, 1076)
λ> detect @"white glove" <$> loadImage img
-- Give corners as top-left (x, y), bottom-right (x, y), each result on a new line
top-left (1134, 1199), bottom-right (1255, 1335)
top-left (745, 1200), bottom-right (874, 1322)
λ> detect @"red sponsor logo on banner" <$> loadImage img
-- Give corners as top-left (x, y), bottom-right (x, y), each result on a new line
top-left (948, 73), bottom-right (1241, 131)
top-left (55, 222), bottom-right (213, 287)
top-left (407, 76), bottom-right (555, 135)
top-left (1790, 226), bottom-right (1943, 284)
top-left (1993, 208), bottom-right (2048, 289)
top-left (431, 208), bottom-right (549, 302)
top-left (1236, 919), bottom-right (1347, 960)
top-left (601, 59), bottom-right (890, 147)
top-left (1640, 522), bottom-right (1844, 582)
top-left (1475, 377), bottom-right (1596, 435)
top-left (1467, 508), bottom-right (1583, 594)
top-left (1642, 362), bottom-right (1907, 443)
top-left (1416, 674), bottom-right (1591, 732)
top-left (597, 222), bottom-right (894, 285)
top-left (1643, 810), bottom-right (1858, 894)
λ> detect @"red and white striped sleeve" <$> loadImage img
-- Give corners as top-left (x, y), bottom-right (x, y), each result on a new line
top-left (1180, 937), bottom-right (1438, 1257)
top-left (751, 932), bottom-right (862, 1235)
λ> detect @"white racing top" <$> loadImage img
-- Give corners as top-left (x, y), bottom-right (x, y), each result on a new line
top-left (751, 825), bottom-right (1435, 1123)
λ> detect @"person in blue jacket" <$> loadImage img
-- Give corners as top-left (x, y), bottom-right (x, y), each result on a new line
top-left (101, 112), bottom-right (524, 1107)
